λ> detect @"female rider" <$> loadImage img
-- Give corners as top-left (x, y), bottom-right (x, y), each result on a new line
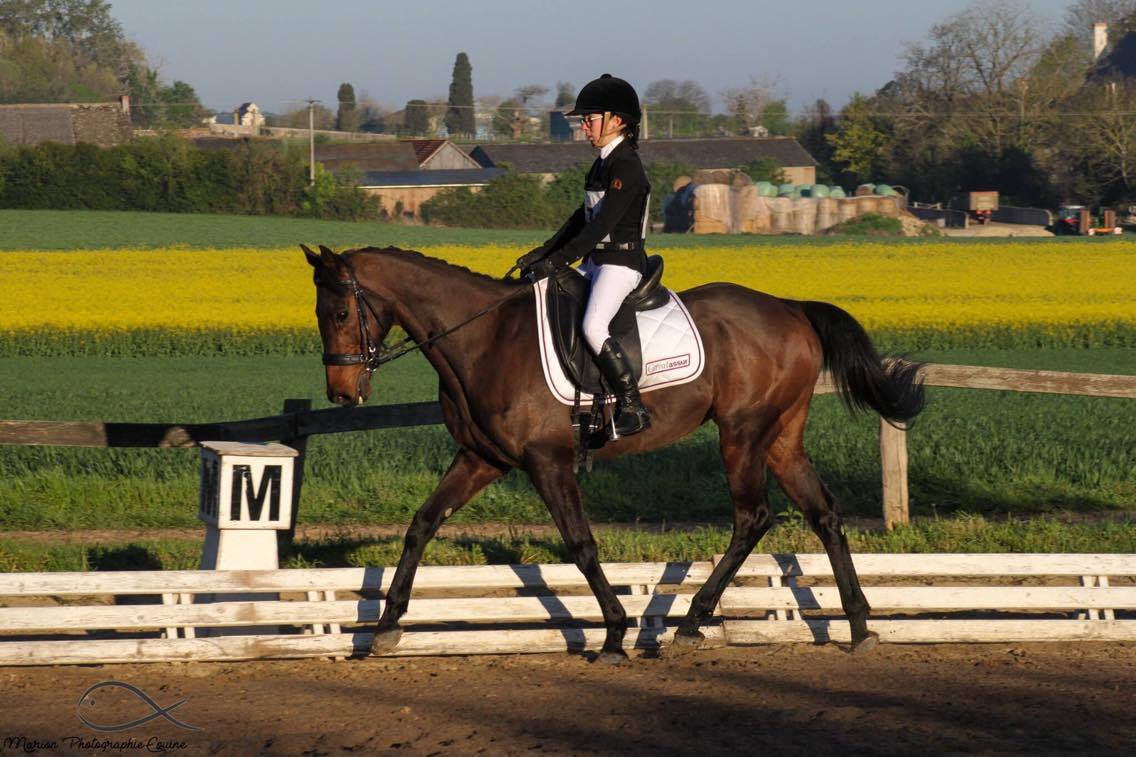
top-left (517, 74), bottom-right (652, 438)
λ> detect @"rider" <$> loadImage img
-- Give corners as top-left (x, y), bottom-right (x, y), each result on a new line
top-left (517, 74), bottom-right (652, 438)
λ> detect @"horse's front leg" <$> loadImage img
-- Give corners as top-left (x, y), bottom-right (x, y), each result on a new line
top-left (370, 449), bottom-right (506, 656)
top-left (525, 448), bottom-right (629, 665)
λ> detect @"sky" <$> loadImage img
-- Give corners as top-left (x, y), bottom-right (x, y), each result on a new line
top-left (108, 0), bottom-right (1079, 116)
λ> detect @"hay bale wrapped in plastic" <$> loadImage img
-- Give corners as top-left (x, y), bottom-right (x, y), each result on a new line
top-left (816, 197), bottom-right (839, 231)
top-left (754, 181), bottom-right (777, 198)
top-left (732, 184), bottom-right (765, 234)
top-left (693, 183), bottom-right (732, 234)
top-left (778, 183), bottom-right (796, 197)
top-left (810, 184), bottom-right (831, 199)
top-left (769, 196), bottom-right (794, 233)
top-left (876, 195), bottom-right (902, 217)
top-left (694, 169), bottom-right (734, 186)
top-left (829, 186), bottom-right (847, 199)
top-left (792, 197), bottom-right (818, 235)
top-left (855, 195), bottom-right (882, 215)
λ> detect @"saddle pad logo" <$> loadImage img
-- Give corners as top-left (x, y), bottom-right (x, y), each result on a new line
top-left (646, 354), bottom-right (691, 375)
top-left (611, 178), bottom-right (623, 190)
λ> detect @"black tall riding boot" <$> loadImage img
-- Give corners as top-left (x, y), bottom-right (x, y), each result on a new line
top-left (594, 338), bottom-right (651, 438)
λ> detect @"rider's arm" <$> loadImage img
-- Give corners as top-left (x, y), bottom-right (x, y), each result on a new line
top-left (551, 157), bottom-right (645, 266)
top-left (544, 206), bottom-right (586, 253)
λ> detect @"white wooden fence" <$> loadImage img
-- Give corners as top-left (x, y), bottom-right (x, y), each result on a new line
top-left (1, 553), bottom-right (1132, 666)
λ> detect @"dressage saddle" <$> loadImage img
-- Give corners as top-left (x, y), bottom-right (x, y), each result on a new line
top-left (546, 255), bottom-right (669, 396)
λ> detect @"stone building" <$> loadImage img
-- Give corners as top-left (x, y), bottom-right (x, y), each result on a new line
top-left (0, 96), bottom-right (133, 147)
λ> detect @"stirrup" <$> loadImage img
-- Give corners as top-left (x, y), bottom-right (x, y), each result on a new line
top-left (608, 401), bottom-right (651, 440)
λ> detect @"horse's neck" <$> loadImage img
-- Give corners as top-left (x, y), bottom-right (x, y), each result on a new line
top-left (363, 251), bottom-right (506, 339)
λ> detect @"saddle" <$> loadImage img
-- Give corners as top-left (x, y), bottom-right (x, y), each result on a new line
top-left (546, 255), bottom-right (669, 396)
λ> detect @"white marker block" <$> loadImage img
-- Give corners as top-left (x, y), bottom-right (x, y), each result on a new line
top-left (196, 442), bottom-right (300, 637)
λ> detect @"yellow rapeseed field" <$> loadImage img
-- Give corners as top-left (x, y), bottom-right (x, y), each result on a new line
top-left (1, 242), bottom-right (1133, 337)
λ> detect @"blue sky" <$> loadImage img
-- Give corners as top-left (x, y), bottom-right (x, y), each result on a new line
top-left (109, 0), bottom-right (1078, 115)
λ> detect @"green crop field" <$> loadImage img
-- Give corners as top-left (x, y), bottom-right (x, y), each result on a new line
top-left (0, 208), bottom-right (1099, 251)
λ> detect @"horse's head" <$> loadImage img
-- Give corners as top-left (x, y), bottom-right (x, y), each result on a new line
top-left (303, 244), bottom-right (393, 406)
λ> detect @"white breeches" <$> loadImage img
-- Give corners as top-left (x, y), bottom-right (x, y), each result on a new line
top-left (579, 260), bottom-right (643, 354)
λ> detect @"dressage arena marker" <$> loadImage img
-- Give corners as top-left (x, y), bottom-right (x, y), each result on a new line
top-left (0, 554), bottom-right (1133, 666)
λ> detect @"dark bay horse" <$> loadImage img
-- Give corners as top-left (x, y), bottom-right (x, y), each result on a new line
top-left (303, 244), bottom-right (925, 664)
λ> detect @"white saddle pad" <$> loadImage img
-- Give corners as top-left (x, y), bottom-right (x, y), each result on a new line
top-left (533, 278), bottom-right (706, 406)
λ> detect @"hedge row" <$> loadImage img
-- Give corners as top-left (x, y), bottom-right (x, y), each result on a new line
top-left (0, 137), bottom-right (378, 221)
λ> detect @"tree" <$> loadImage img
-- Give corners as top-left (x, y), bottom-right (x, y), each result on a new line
top-left (158, 80), bottom-right (206, 128)
top-left (1060, 0), bottom-right (1136, 47)
top-left (444, 52), bottom-right (475, 137)
top-left (336, 82), bottom-right (358, 132)
top-left (761, 100), bottom-right (791, 136)
top-left (827, 94), bottom-right (891, 183)
top-left (721, 77), bottom-right (778, 134)
top-left (793, 99), bottom-right (838, 182)
top-left (643, 79), bottom-right (710, 137)
top-left (514, 84), bottom-right (549, 114)
top-left (555, 81), bottom-right (575, 109)
top-left (492, 99), bottom-right (521, 138)
top-left (356, 95), bottom-right (387, 133)
top-left (404, 99), bottom-right (429, 135)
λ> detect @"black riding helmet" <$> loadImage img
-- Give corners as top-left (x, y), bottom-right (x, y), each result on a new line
top-left (568, 74), bottom-right (641, 124)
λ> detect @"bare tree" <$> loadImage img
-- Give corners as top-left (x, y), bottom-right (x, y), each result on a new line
top-left (1060, 0), bottom-right (1136, 44)
top-left (721, 75), bottom-right (781, 132)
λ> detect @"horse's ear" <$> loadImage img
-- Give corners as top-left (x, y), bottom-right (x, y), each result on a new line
top-left (318, 245), bottom-right (340, 268)
top-left (301, 244), bottom-right (321, 269)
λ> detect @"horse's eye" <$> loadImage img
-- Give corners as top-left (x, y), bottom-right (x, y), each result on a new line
top-left (335, 310), bottom-right (349, 323)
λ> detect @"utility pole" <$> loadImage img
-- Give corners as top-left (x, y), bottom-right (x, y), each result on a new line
top-left (306, 98), bottom-right (319, 185)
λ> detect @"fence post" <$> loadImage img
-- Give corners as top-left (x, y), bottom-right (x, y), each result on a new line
top-left (281, 398), bottom-right (312, 543)
top-left (880, 419), bottom-right (909, 530)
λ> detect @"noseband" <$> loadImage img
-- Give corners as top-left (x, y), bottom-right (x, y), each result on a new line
top-left (320, 262), bottom-right (397, 375)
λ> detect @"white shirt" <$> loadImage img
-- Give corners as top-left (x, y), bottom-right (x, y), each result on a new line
top-left (599, 134), bottom-right (624, 161)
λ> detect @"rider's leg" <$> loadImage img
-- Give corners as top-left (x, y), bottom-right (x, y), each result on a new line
top-left (582, 263), bottom-right (651, 437)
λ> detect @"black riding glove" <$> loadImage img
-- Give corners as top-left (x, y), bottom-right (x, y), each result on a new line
top-left (515, 246), bottom-right (548, 276)
top-left (524, 255), bottom-right (562, 281)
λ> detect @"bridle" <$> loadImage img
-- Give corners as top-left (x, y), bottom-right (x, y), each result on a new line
top-left (320, 258), bottom-right (529, 377)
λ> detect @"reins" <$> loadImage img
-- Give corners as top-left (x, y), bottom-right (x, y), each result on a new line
top-left (321, 259), bottom-right (530, 374)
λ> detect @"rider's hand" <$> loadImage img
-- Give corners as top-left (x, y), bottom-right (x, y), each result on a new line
top-left (524, 256), bottom-right (560, 281)
top-left (515, 246), bottom-right (548, 275)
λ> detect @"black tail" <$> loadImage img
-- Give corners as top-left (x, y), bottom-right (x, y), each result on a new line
top-left (799, 301), bottom-right (926, 426)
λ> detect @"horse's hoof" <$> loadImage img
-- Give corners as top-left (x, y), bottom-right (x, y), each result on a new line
top-left (596, 649), bottom-right (629, 666)
top-left (850, 631), bottom-right (880, 657)
top-left (370, 627), bottom-right (403, 656)
top-left (666, 630), bottom-right (708, 658)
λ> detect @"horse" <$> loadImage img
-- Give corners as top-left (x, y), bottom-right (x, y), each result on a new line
top-left (302, 244), bottom-right (925, 664)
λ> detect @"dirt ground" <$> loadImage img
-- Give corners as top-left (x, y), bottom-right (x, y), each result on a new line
top-left (2, 642), bottom-right (1133, 755)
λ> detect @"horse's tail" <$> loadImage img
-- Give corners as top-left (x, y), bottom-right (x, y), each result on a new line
top-left (798, 300), bottom-right (926, 426)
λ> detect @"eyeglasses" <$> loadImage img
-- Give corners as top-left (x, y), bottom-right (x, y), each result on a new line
top-left (580, 114), bottom-right (604, 127)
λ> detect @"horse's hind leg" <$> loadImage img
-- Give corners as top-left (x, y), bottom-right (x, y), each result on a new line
top-left (525, 448), bottom-right (629, 664)
top-left (370, 449), bottom-right (506, 656)
top-left (671, 414), bottom-right (776, 653)
top-left (767, 409), bottom-right (877, 655)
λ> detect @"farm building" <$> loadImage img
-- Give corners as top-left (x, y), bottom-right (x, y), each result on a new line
top-left (0, 96), bottom-right (133, 148)
top-left (358, 167), bottom-right (506, 220)
top-left (469, 137), bottom-right (819, 185)
top-left (317, 139), bottom-right (497, 219)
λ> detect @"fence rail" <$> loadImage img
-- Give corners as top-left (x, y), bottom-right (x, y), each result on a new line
top-left (1, 553), bottom-right (1132, 666)
top-left (0, 363), bottom-right (1132, 528)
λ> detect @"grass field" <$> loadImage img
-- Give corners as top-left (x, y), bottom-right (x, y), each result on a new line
top-left (1, 349), bottom-right (1131, 531)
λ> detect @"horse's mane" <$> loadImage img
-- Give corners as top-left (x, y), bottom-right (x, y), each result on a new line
top-left (345, 246), bottom-right (516, 287)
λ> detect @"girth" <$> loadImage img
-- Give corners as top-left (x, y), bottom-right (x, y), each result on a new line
top-left (546, 255), bottom-right (668, 396)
